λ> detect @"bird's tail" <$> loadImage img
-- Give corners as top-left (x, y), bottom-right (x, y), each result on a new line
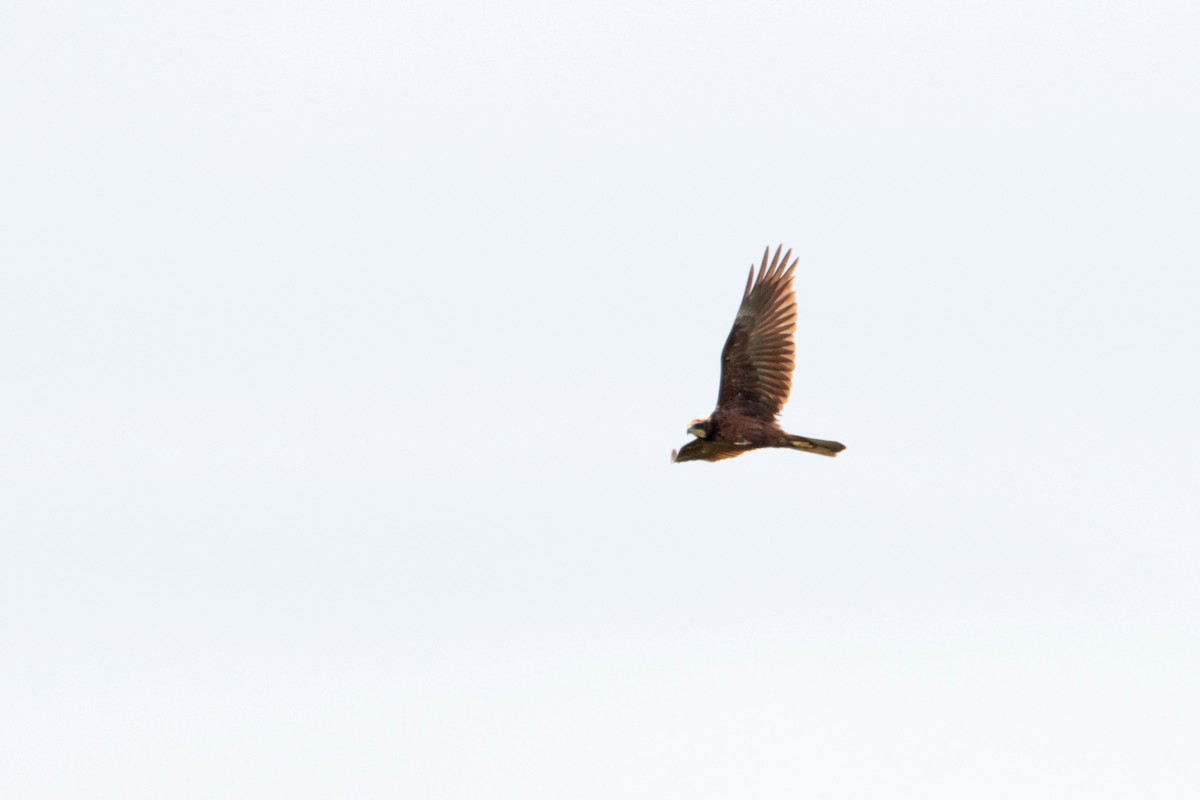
top-left (787, 434), bottom-right (846, 457)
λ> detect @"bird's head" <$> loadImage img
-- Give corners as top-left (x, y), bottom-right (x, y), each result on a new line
top-left (687, 417), bottom-right (712, 438)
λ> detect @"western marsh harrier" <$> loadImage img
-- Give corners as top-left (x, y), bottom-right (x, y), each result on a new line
top-left (672, 246), bottom-right (845, 463)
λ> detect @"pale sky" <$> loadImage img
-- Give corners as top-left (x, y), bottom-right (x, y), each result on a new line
top-left (3, 2), bottom-right (1199, 798)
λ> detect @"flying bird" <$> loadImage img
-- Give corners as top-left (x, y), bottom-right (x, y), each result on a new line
top-left (672, 245), bottom-right (846, 463)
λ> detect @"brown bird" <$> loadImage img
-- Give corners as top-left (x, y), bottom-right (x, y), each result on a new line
top-left (672, 245), bottom-right (846, 463)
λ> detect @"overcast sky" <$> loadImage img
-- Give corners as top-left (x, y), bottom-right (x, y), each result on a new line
top-left (3, 1), bottom-right (1199, 797)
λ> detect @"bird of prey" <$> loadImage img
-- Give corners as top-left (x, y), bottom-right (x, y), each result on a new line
top-left (672, 245), bottom-right (846, 463)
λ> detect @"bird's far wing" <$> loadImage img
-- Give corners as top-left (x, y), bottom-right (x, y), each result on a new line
top-left (700, 441), bottom-right (751, 461)
top-left (673, 439), bottom-right (751, 462)
top-left (716, 245), bottom-right (798, 421)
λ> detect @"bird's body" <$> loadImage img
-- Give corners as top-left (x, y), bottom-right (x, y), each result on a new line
top-left (672, 246), bottom-right (845, 463)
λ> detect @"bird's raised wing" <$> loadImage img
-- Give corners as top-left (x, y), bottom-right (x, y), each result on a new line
top-left (715, 245), bottom-right (798, 421)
